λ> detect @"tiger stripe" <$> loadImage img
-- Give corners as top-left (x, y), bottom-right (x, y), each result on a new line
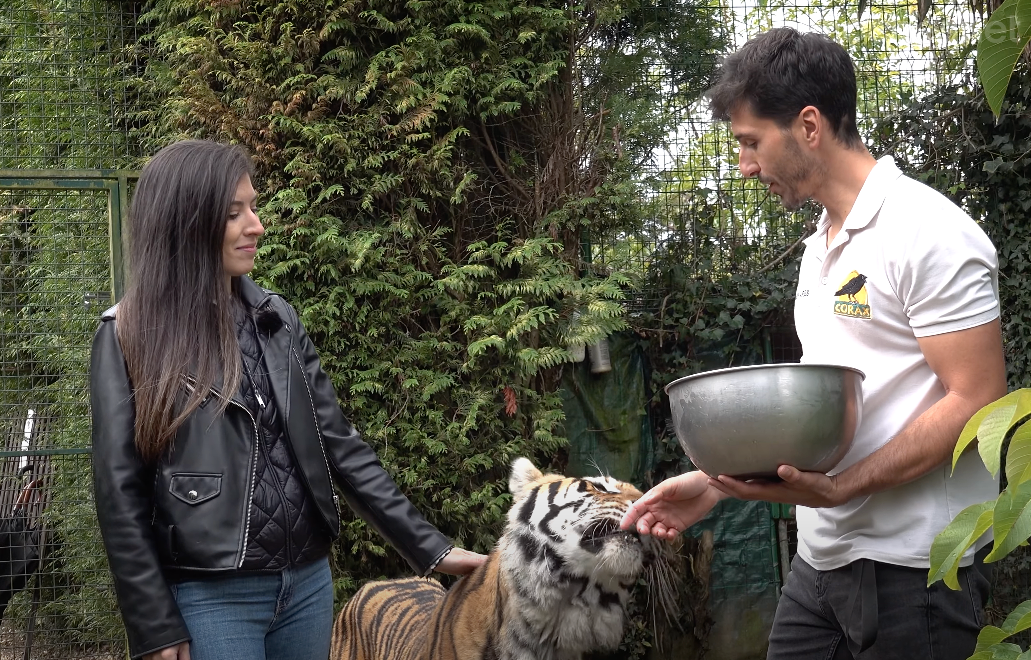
top-left (331, 458), bottom-right (667, 660)
top-left (332, 554), bottom-right (506, 660)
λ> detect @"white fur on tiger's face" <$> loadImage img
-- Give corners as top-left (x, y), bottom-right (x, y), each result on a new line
top-left (331, 458), bottom-right (672, 660)
top-left (499, 457), bottom-right (658, 654)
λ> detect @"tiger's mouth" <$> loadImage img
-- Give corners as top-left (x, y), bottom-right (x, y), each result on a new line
top-left (580, 518), bottom-right (638, 552)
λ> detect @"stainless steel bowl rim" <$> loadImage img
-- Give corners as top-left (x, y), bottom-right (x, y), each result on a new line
top-left (664, 363), bottom-right (866, 395)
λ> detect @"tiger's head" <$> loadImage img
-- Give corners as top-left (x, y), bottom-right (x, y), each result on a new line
top-left (331, 458), bottom-right (685, 660)
top-left (497, 458), bottom-right (668, 655)
top-left (505, 457), bottom-right (654, 580)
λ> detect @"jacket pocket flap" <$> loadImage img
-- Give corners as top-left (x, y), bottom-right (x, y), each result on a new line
top-left (169, 473), bottom-right (222, 505)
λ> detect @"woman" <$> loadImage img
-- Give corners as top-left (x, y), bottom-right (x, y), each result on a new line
top-left (90, 140), bottom-right (485, 660)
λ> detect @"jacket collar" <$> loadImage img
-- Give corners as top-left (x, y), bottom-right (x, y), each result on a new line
top-left (240, 276), bottom-right (295, 426)
top-left (237, 275), bottom-right (274, 312)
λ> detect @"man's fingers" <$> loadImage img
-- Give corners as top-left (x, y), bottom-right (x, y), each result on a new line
top-left (709, 476), bottom-right (736, 496)
top-left (713, 474), bottom-right (776, 501)
top-left (778, 464), bottom-right (800, 481)
top-left (620, 503), bottom-right (643, 530)
top-left (621, 488), bottom-right (665, 530)
top-left (635, 511), bottom-right (660, 535)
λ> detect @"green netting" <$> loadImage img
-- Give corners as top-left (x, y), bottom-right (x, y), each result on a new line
top-left (561, 332), bottom-right (655, 484)
top-left (683, 499), bottom-right (781, 660)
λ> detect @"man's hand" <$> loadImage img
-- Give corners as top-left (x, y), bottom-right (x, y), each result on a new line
top-left (619, 470), bottom-right (726, 540)
top-left (434, 547), bottom-right (488, 575)
top-left (709, 464), bottom-right (850, 508)
top-left (144, 642), bottom-right (190, 660)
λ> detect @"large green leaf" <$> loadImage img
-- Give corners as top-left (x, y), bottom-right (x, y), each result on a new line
top-left (969, 649), bottom-right (1031, 660)
top-left (1001, 600), bottom-right (1031, 634)
top-left (977, 627), bottom-right (1013, 654)
top-left (980, 404), bottom-right (1020, 476)
top-left (987, 479), bottom-right (1031, 561)
top-left (976, 0), bottom-right (1031, 117)
top-left (929, 499), bottom-right (996, 588)
top-left (992, 644), bottom-right (1028, 660)
top-left (953, 390), bottom-right (1029, 472)
top-left (1007, 421), bottom-right (1031, 487)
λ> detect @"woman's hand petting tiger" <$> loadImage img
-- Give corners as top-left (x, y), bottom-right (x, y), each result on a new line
top-left (434, 547), bottom-right (488, 575)
top-left (332, 458), bottom-right (683, 660)
top-left (620, 469), bottom-right (727, 540)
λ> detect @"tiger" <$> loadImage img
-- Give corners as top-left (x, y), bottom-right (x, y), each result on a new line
top-left (331, 457), bottom-right (679, 660)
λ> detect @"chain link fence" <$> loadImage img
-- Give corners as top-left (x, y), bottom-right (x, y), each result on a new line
top-left (595, 0), bottom-right (982, 304)
top-left (0, 0), bottom-right (142, 656)
top-left (0, 0), bottom-right (142, 170)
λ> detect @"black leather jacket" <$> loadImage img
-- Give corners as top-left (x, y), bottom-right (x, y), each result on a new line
top-left (90, 276), bottom-right (452, 659)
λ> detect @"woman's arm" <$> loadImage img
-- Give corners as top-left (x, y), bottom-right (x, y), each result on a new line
top-left (90, 318), bottom-right (191, 659)
top-left (276, 299), bottom-right (456, 575)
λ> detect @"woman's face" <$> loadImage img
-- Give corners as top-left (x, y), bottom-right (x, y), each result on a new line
top-left (222, 174), bottom-right (264, 279)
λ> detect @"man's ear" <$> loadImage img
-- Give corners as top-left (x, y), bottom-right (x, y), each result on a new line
top-left (799, 105), bottom-right (821, 148)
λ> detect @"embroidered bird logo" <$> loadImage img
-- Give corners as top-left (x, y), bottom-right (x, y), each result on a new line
top-left (835, 273), bottom-right (867, 302)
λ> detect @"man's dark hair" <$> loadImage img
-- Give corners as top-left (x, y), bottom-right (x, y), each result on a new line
top-left (707, 28), bottom-right (863, 149)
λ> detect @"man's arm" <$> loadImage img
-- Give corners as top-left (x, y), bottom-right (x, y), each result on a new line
top-left (711, 318), bottom-right (1007, 507)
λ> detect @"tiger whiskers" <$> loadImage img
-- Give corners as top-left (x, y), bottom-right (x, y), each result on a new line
top-left (643, 539), bottom-right (688, 653)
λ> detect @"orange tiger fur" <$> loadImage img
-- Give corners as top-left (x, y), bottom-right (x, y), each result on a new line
top-left (331, 555), bottom-right (506, 660)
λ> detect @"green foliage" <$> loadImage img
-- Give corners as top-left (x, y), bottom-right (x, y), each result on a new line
top-left (0, 0), bottom-right (137, 168)
top-left (135, 8), bottom-right (722, 660)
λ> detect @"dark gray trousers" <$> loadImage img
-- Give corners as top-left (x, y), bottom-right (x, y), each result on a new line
top-left (767, 549), bottom-right (990, 660)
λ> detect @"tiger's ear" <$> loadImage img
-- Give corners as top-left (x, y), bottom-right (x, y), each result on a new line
top-left (509, 457), bottom-right (543, 498)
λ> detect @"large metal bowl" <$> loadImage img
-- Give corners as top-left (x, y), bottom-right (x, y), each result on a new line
top-left (665, 363), bottom-right (864, 479)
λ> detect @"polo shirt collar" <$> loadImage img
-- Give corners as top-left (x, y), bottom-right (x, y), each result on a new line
top-left (802, 155), bottom-right (903, 250)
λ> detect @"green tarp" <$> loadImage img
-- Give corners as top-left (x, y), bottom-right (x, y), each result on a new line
top-left (561, 331), bottom-right (781, 659)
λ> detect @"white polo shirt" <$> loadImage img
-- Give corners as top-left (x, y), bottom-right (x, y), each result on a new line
top-left (793, 156), bottom-right (1000, 570)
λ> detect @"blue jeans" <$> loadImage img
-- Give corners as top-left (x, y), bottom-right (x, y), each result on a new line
top-left (170, 557), bottom-right (333, 660)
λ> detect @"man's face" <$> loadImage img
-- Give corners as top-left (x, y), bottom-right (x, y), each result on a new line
top-left (730, 104), bottom-right (818, 211)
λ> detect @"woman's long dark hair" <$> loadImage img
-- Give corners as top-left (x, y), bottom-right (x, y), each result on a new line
top-left (117, 140), bottom-right (254, 462)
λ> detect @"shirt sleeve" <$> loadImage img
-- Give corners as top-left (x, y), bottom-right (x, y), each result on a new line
top-left (892, 186), bottom-right (1000, 337)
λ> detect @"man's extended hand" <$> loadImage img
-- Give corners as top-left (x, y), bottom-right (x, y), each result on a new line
top-left (709, 464), bottom-right (850, 508)
top-left (619, 471), bottom-right (726, 540)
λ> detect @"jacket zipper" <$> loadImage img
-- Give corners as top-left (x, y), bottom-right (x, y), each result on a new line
top-left (183, 375), bottom-right (260, 568)
top-left (254, 408), bottom-right (295, 563)
top-left (291, 347), bottom-right (342, 527)
top-left (234, 399), bottom-right (260, 568)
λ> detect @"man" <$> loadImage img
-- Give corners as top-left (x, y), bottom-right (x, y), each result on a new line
top-left (621, 28), bottom-right (1006, 659)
